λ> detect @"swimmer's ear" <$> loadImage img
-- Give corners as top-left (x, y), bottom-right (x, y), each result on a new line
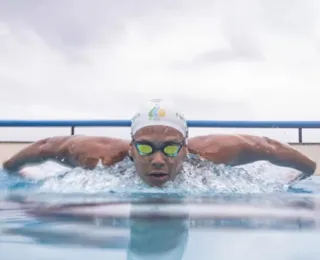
top-left (128, 149), bottom-right (133, 161)
top-left (184, 139), bottom-right (189, 153)
top-left (128, 141), bottom-right (134, 161)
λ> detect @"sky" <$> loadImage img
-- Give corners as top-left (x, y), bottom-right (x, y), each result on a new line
top-left (0, 0), bottom-right (320, 141)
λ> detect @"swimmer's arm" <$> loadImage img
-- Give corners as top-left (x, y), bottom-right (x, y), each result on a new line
top-left (2, 135), bottom-right (130, 173)
top-left (2, 136), bottom-right (73, 172)
top-left (187, 134), bottom-right (316, 179)
top-left (236, 135), bottom-right (316, 178)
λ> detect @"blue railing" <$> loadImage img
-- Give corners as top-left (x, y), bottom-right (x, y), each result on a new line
top-left (1, 120), bottom-right (320, 143)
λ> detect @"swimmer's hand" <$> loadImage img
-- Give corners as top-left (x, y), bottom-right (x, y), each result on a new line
top-left (187, 134), bottom-right (316, 180)
top-left (2, 136), bottom-right (130, 173)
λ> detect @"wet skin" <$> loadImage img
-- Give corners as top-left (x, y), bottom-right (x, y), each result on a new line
top-left (129, 125), bottom-right (187, 187)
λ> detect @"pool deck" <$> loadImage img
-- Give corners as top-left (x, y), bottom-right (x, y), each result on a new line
top-left (1, 142), bottom-right (320, 175)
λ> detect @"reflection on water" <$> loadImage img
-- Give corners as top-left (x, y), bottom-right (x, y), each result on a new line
top-left (128, 199), bottom-right (189, 260)
top-left (1, 192), bottom-right (320, 259)
top-left (1, 164), bottom-right (320, 260)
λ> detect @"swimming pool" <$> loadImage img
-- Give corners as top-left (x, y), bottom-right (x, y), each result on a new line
top-left (1, 162), bottom-right (320, 260)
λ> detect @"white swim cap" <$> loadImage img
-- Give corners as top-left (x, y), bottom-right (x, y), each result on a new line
top-left (131, 99), bottom-right (188, 137)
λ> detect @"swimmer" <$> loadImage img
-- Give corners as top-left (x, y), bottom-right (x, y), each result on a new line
top-left (2, 99), bottom-right (316, 187)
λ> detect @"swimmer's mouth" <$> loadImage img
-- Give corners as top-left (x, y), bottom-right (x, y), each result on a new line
top-left (148, 172), bottom-right (169, 178)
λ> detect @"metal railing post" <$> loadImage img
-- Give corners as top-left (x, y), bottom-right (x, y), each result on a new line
top-left (298, 128), bottom-right (303, 143)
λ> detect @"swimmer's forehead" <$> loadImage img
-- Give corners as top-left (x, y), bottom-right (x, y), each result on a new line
top-left (133, 125), bottom-right (184, 141)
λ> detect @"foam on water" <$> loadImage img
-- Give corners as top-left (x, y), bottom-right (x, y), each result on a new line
top-left (28, 155), bottom-right (297, 195)
top-left (1, 157), bottom-right (320, 260)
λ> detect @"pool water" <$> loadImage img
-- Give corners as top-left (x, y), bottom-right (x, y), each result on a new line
top-left (1, 161), bottom-right (320, 260)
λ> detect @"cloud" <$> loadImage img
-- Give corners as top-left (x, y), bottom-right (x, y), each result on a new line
top-left (0, 0), bottom-right (319, 127)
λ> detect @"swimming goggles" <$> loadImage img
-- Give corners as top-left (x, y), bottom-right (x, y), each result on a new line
top-left (132, 139), bottom-right (185, 157)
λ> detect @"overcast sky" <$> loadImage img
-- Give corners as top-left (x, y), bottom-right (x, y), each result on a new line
top-left (0, 0), bottom-right (320, 141)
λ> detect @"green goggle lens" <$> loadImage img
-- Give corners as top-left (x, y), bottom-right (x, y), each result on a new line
top-left (135, 143), bottom-right (181, 156)
top-left (136, 144), bottom-right (153, 155)
top-left (163, 145), bottom-right (180, 155)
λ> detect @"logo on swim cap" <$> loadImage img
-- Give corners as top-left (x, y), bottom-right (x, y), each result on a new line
top-left (131, 98), bottom-right (188, 137)
top-left (148, 106), bottom-right (166, 120)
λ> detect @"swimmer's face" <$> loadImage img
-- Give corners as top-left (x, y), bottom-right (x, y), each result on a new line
top-left (130, 125), bottom-right (187, 187)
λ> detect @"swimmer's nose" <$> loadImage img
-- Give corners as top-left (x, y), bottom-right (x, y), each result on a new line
top-left (151, 152), bottom-right (166, 168)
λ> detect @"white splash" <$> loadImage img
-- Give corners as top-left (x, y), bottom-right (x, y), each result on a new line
top-left (36, 156), bottom-right (294, 194)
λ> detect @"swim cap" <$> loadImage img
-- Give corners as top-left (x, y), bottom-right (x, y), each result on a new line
top-left (131, 99), bottom-right (188, 137)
